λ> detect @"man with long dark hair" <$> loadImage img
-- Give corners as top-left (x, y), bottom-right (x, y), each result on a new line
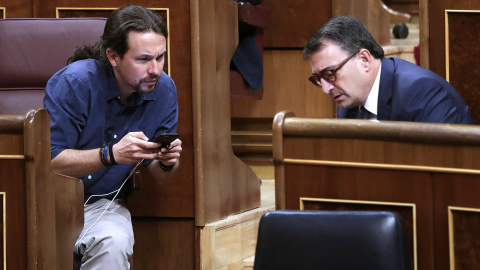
top-left (44, 5), bottom-right (182, 268)
top-left (304, 16), bottom-right (474, 124)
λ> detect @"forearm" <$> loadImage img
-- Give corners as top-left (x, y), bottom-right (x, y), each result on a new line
top-left (51, 132), bottom-right (166, 177)
top-left (51, 148), bottom-right (105, 178)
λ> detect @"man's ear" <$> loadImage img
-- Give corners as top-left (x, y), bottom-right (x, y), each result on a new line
top-left (358, 48), bottom-right (372, 72)
top-left (106, 48), bottom-right (119, 67)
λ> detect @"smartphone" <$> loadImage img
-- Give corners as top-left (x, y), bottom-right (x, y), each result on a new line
top-left (150, 133), bottom-right (179, 147)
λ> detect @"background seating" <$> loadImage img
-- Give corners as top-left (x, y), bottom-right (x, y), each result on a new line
top-left (0, 18), bottom-right (106, 113)
top-left (253, 210), bottom-right (412, 270)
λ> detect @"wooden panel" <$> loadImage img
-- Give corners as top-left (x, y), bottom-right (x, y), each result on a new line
top-left (0, 160), bottom-right (27, 270)
top-left (262, 0), bottom-right (407, 48)
top-left (197, 203), bottom-right (274, 269)
top-left (284, 137), bottom-right (480, 169)
top-left (0, 193), bottom-right (2, 269)
top-left (56, 8), bottom-right (116, 17)
top-left (54, 173), bottom-right (84, 268)
top-left (0, 0), bottom-right (32, 17)
top-left (434, 174), bottom-right (480, 270)
top-left (34, 0), bottom-right (160, 17)
top-left (426, 0), bottom-right (480, 78)
top-left (192, 0), bottom-right (260, 225)
top-left (333, 0), bottom-right (392, 45)
top-left (132, 218), bottom-right (195, 269)
top-left (0, 134), bottom-right (23, 155)
top-left (449, 208), bottom-right (480, 270)
top-left (284, 164), bottom-right (431, 209)
top-left (445, 11), bottom-right (480, 124)
top-left (231, 50), bottom-right (335, 119)
top-left (285, 164), bottom-right (429, 269)
top-left (262, 0), bottom-right (332, 48)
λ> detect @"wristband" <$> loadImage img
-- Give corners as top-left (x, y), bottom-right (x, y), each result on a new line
top-left (104, 145), bottom-right (109, 161)
top-left (99, 145), bottom-right (111, 167)
top-left (108, 142), bottom-right (118, 165)
top-left (158, 161), bottom-right (175, 172)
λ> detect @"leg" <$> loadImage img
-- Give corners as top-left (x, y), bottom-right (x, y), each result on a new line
top-left (75, 199), bottom-right (134, 270)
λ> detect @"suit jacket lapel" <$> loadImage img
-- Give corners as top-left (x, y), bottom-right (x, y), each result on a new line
top-left (377, 57), bottom-right (394, 120)
top-left (337, 107), bottom-right (363, 119)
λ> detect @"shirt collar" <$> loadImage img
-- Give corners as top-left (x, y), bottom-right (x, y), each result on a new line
top-left (363, 61), bottom-right (382, 116)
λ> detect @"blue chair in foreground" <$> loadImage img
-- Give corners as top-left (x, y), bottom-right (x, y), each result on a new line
top-left (253, 210), bottom-right (412, 270)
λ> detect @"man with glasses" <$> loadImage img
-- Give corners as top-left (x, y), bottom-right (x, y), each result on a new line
top-left (303, 16), bottom-right (474, 124)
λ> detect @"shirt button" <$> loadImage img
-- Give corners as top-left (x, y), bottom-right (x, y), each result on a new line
top-left (114, 134), bottom-right (117, 139)
top-left (88, 175), bottom-right (92, 180)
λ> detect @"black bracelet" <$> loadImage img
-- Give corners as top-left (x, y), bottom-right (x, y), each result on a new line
top-left (108, 142), bottom-right (118, 165)
top-left (158, 161), bottom-right (175, 172)
top-left (99, 144), bottom-right (111, 167)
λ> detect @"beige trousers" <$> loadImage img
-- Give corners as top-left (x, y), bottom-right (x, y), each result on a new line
top-left (75, 199), bottom-right (134, 270)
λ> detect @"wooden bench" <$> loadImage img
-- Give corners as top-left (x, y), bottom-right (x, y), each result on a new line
top-left (273, 110), bottom-right (480, 270)
top-left (0, 108), bottom-right (83, 269)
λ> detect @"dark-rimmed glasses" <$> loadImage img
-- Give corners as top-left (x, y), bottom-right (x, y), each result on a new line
top-left (308, 52), bottom-right (357, 88)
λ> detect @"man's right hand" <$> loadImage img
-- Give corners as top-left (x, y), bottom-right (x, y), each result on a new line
top-left (111, 132), bottom-right (162, 164)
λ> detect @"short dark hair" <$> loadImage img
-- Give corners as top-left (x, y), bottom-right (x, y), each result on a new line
top-left (68, 5), bottom-right (168, 65)
top-left (303, 16), bottom-right (384, 60)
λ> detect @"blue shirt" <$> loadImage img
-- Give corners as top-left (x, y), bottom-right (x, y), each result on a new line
top-left (43, 59), bottom-right (178, 201)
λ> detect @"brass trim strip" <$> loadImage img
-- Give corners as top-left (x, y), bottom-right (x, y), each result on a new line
top-left (448, 207), bottom-right (455, 270)
top-left (300, 197), bottom-right (417, 270)
top-left (445, 10), bottom-right (450, 81)
top-left (448, 206), bottom-right (480, 270)
top-left (231, 131), bottom-right (272, 136)
top-left (55, 7), bottom-right (171, 77)
top-left (284, 158), bottom-right (480, 175)
top-left (231, 143), bottom-right (272, 147)
top-left (1, 192), bottom-right (5, 270)
top-left (0, 155), bottom-right (24, 160)
top-left (300, 197), bottom-right (417, 208)
top-left (444, 10), bottom-right (480, 82)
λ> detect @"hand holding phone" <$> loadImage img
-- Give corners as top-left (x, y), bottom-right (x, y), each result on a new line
top-left (150, 133), bottom-right (179, 147)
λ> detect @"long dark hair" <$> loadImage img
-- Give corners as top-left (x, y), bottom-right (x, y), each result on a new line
top-left (68, 5), bottom-right (168, 65)
top-left (303, 16), bottom-right (384, 60)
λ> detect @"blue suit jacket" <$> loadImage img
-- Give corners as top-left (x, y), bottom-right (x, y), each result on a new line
top-left (338, 57), bottom-right (475, 124)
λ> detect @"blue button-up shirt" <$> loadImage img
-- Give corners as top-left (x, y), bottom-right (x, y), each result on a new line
top-left (44, 59), bottom-right (178, 201)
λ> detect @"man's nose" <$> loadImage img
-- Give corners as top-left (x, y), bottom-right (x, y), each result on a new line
top-left (320, 78), bottom-right (334, 94)
top-left (148, 61), bottom-right (161, 75)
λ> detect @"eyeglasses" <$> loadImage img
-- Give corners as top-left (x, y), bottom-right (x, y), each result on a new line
top-left (308, 52), bottom-right (357, 88)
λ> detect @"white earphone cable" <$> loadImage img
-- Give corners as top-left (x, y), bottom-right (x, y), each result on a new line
top-left (76, 159), bottom-right (144, 245)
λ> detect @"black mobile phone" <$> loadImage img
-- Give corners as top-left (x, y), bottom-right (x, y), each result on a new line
top-left (151, 133), bottom-right (179, 146)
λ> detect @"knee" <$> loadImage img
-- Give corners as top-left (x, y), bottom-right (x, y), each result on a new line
top-left (98, 228), bottom-right (133, 256)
